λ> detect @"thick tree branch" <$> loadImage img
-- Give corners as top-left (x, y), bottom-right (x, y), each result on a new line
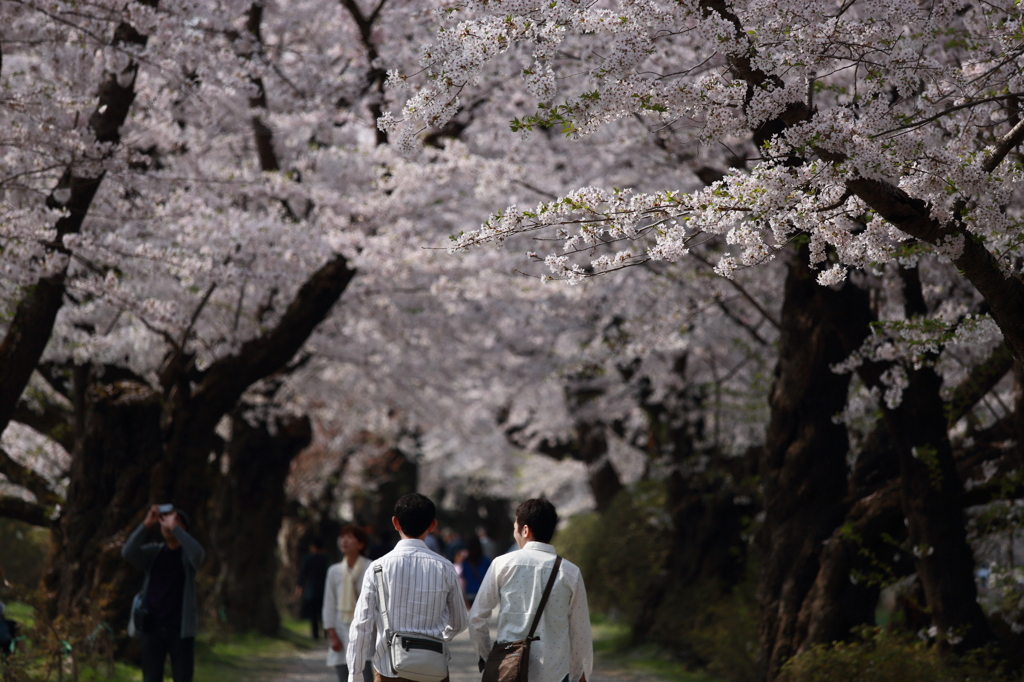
top-left (0, 447), bottom-right (60, 507)
top-left (947, 343), bottom-right (1014, 425)
top-left (0, 2), bottom-right (154, 439)
top-left (12, 399), bottom-right (75, 453)
top-left (340, 0), bottom-right (389, 144)
top-left (191, 253), bottom-right (356, 422)
top-left (0, 496), bottom-right (50, 527)
top-left (983, 116), bottom-right (1024, 172)
top-left (845, 176), bottom-right (1024, 363)
top-left (244, 2), bottom-right (281, 173)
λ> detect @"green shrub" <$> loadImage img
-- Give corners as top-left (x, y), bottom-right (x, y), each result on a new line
top-left (684, 578), bottom-right (760, 682)
top-left (556, 483), bottom-right (760, 682)
top-left (0, 520), bottom-right (49, 588)
top-left (555, 481), bottom-right (671, 623)
top-left (779, 628), bottom-right (1008, 682)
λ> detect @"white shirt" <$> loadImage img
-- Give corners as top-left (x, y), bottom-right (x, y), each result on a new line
top-left (346, 539), bottom-right (468, 682)
top-left (469, 542), bottom-right (593, 682)
top-left (323, 557), bottom-right (370, 667)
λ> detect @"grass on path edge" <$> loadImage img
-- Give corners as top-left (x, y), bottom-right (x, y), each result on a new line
top-left (591, 614), bottom-right (715, 682)
top-left (4, 603), bottom-right (706, 682)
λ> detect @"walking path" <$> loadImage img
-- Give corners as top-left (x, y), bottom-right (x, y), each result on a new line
top-left (254, 625), bottom-right (652, 682)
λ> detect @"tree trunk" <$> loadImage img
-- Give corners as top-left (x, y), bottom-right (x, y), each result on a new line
top-left (795, 482), bottom-right (905, 652)
top-left (757, 252), bottom-right (871, 680)
top-left (836, 268), bottom-right (997, 653)
top-left (43, 372), bottom-right (163, 630)
top-left (883, 365), bottom-right (994, 651)
top-left (631, 447), bottom-right (759, 644)
top-left (207, 410), bottom-right (312, 635)
top-left (575, 422), bottom-right (623, 513)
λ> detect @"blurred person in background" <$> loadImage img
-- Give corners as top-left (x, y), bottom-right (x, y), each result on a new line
top-left (424, 526), bottom-right (443, 555)
top-left (296, 538), bottom-right (329, 639)
top-left (461, 536), bottom-right (492, 608)
top-left (476, 527), bottom-right (498, 560)
top-left (324, 525), bottom-right (373, 682)
top-left (442, 528), bottom-right (465, 562)
top-left (368, 528), bottom-right (395, 561)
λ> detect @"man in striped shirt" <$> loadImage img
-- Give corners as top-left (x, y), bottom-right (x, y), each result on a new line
top-left (347, 494), bottom-right (469, 682)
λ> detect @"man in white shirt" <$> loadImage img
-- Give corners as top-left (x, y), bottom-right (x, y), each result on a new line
top-left (469, 499), bottom-right (593, 682)
top-left (347, 494), bottom-right (469, 682)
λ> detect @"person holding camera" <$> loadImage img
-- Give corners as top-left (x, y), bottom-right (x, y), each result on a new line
top-left (122, 504), bottom-right (206, 682)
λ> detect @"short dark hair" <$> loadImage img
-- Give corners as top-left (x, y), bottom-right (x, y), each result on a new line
top-left (339, 524), bottom-right (369, 551)
top-left (309, 537), bottom-right (325, 550)
top-left (515, 499), bottom-right (558, 543)
top-left (394, 493), bottom-right (436, 538)
top-left (175, 509), bottom-right (191, 530)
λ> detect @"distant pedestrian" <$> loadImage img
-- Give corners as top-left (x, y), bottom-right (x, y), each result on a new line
top-left (324, 525), bottom-right (374, 682)
top-left (476, 527), bottom-right (498, 560)
top-left (424, 527), bottom-right (443, 555)
top-left (442, 528), bottom-right (465, 562)
top-left (122, 504), bottom-right (206, 682)
top-left (297, 538), bottom-right (330, 639)
top-left (469, 499), bottom-right (592, 682)
top-left (460, 537), bottom-right (491, 608)
top-left (368, 529), bottom-right (395, 561)
top-left (347, 493), bottom-right (468, 682)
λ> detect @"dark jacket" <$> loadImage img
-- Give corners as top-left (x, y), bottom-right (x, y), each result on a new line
top-left (122, 523), bottom-right (206, 638)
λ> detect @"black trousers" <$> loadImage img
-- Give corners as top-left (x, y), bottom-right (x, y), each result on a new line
top-left (141, 625), bottom-right (194, 682)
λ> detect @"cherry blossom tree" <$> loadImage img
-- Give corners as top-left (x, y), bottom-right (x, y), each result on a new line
top-left (385, 0), bottom-right (1024, 671)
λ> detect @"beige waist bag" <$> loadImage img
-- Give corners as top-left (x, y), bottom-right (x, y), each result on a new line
top-left (483, 556), bottom-right (563, 682)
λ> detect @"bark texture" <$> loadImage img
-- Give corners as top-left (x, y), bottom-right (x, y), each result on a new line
top-left (758, 252), bottom-right (870, 680)
top-left (44, 374), bottom-right (163, 625)
top-left (207, 410), bottom-right (312, 635)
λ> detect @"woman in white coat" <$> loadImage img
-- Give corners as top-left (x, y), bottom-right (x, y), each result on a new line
top-left (323, 525), bottom-right (372, 682)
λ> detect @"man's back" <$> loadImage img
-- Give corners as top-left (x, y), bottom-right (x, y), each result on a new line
top-left (347, 538), bottom-right (468, 681)
top-left (469, 542), bottom-right (593, 682)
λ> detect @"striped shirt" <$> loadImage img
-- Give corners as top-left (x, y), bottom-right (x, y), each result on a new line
top-left (346, 539), bottom-right (468, 682)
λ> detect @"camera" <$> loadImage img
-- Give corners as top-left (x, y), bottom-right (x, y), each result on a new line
top-left (157, 504), bottom-right (174, 514)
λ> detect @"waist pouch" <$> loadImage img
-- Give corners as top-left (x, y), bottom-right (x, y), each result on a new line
top-left (388, 631), bottom-right (449, 682)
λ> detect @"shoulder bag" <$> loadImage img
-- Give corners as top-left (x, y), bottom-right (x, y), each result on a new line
top-left (482, 556), bottom-right (563, 682)
top-left (375, 564), bottom-right (449, 682)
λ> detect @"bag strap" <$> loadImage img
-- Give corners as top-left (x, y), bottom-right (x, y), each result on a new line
top-left (374, 564), bottom-right (393, 641)
top-left (527, 556), bottom-right (562, 639)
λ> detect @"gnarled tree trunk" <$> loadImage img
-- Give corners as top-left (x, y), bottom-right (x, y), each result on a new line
top-left (44, 371), bottom-right (162, 629)
top-left (757, 252), bottom-right (874, 680)
top-left (206, 410), bottom-right (312, 635)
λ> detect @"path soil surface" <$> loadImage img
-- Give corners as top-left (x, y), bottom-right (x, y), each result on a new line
top-left (252, 626), bottom-right (650, 682)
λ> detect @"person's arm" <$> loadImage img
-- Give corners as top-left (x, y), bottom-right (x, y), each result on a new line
top-left (468, 562), bottom-right (499, 659)
top-left (172, 525), bottom-right (206, 570)
top-left (323, 566), bottom-right (342, 651)
top-left (346, 565), bottom-right (379, 682)
top-left (443, 562), bottom-right (470, 641)
top-left (122, 506), bottom-right (161, 569)
top-left (121, 523), bottom-right (151, 569)
top-left (567, 572), bottom-right (593, 682)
